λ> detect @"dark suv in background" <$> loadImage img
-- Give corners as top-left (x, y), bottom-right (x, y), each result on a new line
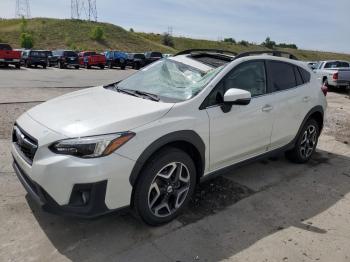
top-left (126, 53), bottom-right (146, 69)
top-left (21, 50), bottom-right (48, 68)
top-left (144, 51), bottom-right (163, 65)
top-left (50, 50), bottom-right (79, 69)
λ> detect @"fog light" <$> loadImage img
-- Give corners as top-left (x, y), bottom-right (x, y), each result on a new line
top-left (69, 187), bottom-right (92, 206)
top-left (81, 191), bottom-right (90, 205)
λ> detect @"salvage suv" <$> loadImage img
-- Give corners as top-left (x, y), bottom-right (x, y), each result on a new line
top-left (12, 49), bottom-right (327, 225)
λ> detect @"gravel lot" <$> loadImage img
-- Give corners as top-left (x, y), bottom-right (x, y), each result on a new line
top-left (0, 68), bottom-right (349, 262)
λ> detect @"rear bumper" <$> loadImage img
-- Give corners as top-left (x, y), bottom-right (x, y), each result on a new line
top-left (0, 58), bottom-right (20, 63)
top-left (13, 159), bottom-right (112, 218)
top-left (334, 80), bottom-right (350, 87)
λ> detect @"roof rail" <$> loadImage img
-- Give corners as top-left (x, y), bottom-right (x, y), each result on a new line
top-left (175, 49), bottom-right (237, 56)
top-left (234, 50), bottom-right (298, 60)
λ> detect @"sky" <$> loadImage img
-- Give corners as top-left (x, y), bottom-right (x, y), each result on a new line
top-left (1, 0), bottom-right (350, 53)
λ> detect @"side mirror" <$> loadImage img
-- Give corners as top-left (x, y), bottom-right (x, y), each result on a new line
top-left (224, 88), bottom-right (251, 105)
top-left (221, 88), bottom-right (251, 113)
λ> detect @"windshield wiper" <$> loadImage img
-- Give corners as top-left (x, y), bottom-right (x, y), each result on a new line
top-left (134, 90), bottom-right (160, 101)
top-left (113, 84), bottom-right (160, 101)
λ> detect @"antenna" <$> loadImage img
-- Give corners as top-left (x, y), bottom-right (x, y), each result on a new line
top-left (15, 0), bottom-right (31, 18)
top-left (71, 0), bottom-right (97, 21)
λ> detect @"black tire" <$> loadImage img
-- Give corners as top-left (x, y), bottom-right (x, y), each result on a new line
top-left (133, 147), bottom-right (196, 226)
top-left (59, 61), bottom-right (64, 69)
top-left (43, 64), bottom-right (47, 69)
top-left (25, 61), bottom-right (30, 68)
top-left (108, 62), bottom-right (113, 69)
top-left (121, 63), bottom-right (126, 70)
top-left (15, 63), bottom-right (20, 69)
top-left (134, 62), bottom-right (140, 70)
top-left (99, 64), bottom-right (104, 69)
top-left (85, 63), bottom-right (91, 69)
top-left (285, 119), bottom-right (320, 163)
top-left (75, 65), bottom-right (79, 69)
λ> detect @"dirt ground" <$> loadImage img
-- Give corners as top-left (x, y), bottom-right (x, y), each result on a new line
top-left (0, 84), bottom-right (349, 261)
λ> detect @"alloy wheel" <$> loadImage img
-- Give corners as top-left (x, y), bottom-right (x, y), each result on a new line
top-left (148, 162), bottom-right (191, 218)
top-left (300, 124), bottom-right (317, 158)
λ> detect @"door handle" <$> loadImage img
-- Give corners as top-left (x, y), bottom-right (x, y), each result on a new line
top-left (303, 96), bottom-right (311, 102)
top-left (262, 105), bottom-right (273, 112)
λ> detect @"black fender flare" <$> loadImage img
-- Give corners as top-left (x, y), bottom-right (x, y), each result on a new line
top-left (292, 105), bottom-right (324, 146)
top-left (129, 130), bottom-right (206, 186)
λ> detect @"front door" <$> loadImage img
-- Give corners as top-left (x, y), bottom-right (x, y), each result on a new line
top-left (205, 60), bottom-right (274, 171)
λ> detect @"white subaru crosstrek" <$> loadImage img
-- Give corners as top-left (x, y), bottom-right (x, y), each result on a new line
top-left (12, 49), bottom-right (327, 225)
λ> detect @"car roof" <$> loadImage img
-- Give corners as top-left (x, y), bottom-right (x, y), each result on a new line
top-left (171, 50), bottom-right (303, 73)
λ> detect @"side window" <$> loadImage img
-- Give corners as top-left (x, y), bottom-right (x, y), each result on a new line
top-left (206, 61), bottom-right (267, 106)
top-left (298, 67), bottom-right (311, 83)
top-left (267, 61), bottom-right (296, 92)
top-left (294, 66), bottom-right (303, 86)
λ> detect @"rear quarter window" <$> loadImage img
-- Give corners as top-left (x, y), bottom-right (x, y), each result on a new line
top-left (298, 67), bottom-right (311, 83)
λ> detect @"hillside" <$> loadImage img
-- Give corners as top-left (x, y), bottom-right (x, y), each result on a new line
top-left (1, 18), bottom-right (350, 61)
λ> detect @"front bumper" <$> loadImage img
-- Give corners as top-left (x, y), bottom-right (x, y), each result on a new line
top-left (13, 159), bottom-right (110, 218)
top-left (11, 113), bottom-right (135, 216)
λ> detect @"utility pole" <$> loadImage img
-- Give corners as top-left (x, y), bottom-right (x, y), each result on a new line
top-left (15, 0), bottom-right (31, 18)
top-left (71, 0), bottom-right (97, 22)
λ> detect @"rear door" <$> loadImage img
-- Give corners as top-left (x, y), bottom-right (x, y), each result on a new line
top-left (205, 60), bottom-right (275, 171)
top-left (266, 60), bottom-right (313, 150)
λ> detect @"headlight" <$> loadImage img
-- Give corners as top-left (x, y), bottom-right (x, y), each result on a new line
top-left (50, 132), bottom-right (135, 158)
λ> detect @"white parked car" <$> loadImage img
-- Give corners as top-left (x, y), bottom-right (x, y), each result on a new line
top-left (12, 49), bottom-right (327, 225)
top-left (314, 60), bottom-right (350, 89)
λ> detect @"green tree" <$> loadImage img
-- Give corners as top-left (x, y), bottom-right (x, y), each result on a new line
top-left (20, 33), bottom-right (34, 49)
top-left (129, 28), bottom-right (134, 32)
top-left (238, 40), bottom-right (249, 46)
top-left (162, 32), bottom-right (174, 47)
top-left (262, 37), bottom-right (276, 49)
top-left (20, 16), bottom-right (28, 33)
top-left (223, 38), bottom-right (236, 44)
top-left (90, 26), bottom-right (104, 41)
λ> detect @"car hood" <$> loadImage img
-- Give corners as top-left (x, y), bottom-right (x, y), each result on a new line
top-left (26, 86), bottom-right (174, 137)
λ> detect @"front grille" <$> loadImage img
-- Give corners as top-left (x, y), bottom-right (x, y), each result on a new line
top-left (12, 125), bottom-right (38, 165)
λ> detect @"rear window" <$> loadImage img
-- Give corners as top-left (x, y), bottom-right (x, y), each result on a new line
top-left (30, 51), bottom-right (47, 57)
top-left (324, 61), bottom-right (350, 68)
top-left (64, 51), bottom-right (78, 57)
top-left (83, 52), bottom-right (96, 56)
top-left (134, 54), bottom-right (145, 59)
top-left (150, 52), bottom-right (163, 58)
top-left (0, 44), bottom-right (12, 50)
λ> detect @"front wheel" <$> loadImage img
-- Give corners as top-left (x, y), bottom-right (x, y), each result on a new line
top-left (133, 147), bottom-right (196, 226)
top-left (286, 119), bottom-right (320, 163)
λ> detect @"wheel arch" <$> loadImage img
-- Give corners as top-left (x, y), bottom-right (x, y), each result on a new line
top-left (129, 130), bottom-right (206, 189)
top-left (294, 106), bottom-right (324, 145)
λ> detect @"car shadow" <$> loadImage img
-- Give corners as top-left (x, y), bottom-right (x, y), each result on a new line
top-left (28, 149), bottom-right (350, 261)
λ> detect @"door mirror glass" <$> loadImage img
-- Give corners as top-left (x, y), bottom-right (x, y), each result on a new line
top-left (224, 88), bottom-right (251, 105)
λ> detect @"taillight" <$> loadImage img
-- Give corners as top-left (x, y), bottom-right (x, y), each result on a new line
top-left (333, 72), bottom-right (338, 80)
top-left (321, 85), bottom-right (328, 96)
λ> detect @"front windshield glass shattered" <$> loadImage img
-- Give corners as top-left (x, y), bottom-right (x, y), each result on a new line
top-left (117, 59), bottom-right (223, 101)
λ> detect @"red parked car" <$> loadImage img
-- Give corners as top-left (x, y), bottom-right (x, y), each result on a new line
top-left (78, 51), bottom-right (106, 69)
top-left (0, 43), bottom-right (21, 69)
